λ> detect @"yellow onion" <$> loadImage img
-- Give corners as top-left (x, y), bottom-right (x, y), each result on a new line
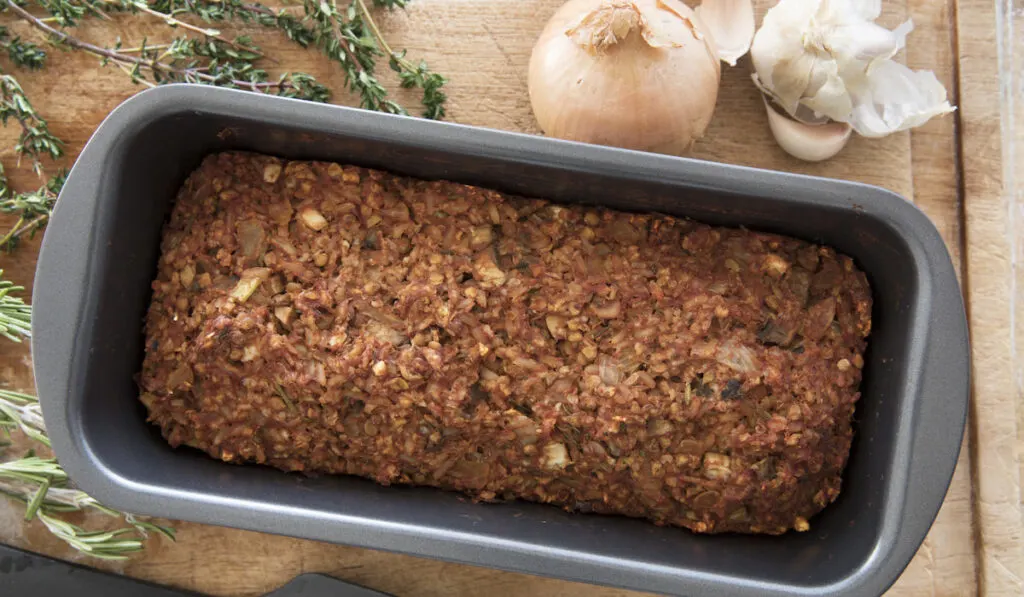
top-left (528, 0), bottom-right (722, 155)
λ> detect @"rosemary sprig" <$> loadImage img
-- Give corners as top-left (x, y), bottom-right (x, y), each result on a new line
top-left (0, 276), bottom-right (175, 559)
top-left (0, 390), bottom-right (177, 560)
top-left (0, 271), bottom-right (32, 341)
top-left (0, 389), bottom-right (47, 445)
top-left (36, 514), bottom-right (147, 560)
top-left (0, 471), bottom-right (177, 560)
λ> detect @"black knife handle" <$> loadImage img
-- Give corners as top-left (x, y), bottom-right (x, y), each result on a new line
top-left (1, 543), bottom-right (395, 597)
top-left (0, 543), bottom-right (197, 596)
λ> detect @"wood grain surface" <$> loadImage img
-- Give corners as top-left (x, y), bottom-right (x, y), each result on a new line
top-left (956, 0), bottom-right (1024, 595)
top-left (0, 0), bottom-right (990, 595)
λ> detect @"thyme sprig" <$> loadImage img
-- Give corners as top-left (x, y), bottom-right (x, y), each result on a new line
top-left (144, 0), bottom-right (446, 116)
top-left (0, 25), bottom-right (46, 69)
top-left (0, 0), bottom-right (445, 248)
top-left (0, 73), bottom-right (62, 176)
top-left (0, 168), bottom-right (65, 250)
top-left (10, 0), bottom-right (446, 115)
top-left (8, 1), bottom-right (327, 98)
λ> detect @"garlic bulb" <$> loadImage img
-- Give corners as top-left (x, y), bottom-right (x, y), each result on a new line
top-left (528, 0), bottom-right (722, 155)
top-left (751, 0), bottom-right (954, 138)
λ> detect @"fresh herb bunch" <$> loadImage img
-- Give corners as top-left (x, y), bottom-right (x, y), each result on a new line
top-left (0, 0), bottom-right (446, 249)
top-left (0, 277), bottom-right (175, 559)
top-left (0, 0), bottom-right (448, 560)
top-left (150, 0), bottom-right (447, 117)
top-left (4, 0), bottom-right (447, 114)
top-left (6, 1), bottom-right (332, 100)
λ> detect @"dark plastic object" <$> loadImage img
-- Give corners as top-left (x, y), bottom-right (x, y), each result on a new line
top-left (0, 543), bottom-right (199, 597)
top-left (0, 543), bottom-right (394, 597)
top-left (32, 85), bottom-right (970, 597)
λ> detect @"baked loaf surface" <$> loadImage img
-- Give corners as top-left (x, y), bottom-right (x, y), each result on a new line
top-left (139, 151), bottom-right (872, 534)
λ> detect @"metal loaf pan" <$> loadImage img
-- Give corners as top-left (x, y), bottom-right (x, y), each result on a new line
top-left (32, 85), bottom-right (969, 597)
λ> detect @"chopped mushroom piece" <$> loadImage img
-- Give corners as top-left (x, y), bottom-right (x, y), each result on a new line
top-left (299, 207), bottom-right (328, 231)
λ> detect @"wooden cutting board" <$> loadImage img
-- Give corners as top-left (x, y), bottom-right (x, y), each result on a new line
top-left (0, 0), bottom-right (1014, 595)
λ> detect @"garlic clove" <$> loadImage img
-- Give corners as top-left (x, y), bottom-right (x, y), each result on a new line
top-left (763, 95), bottom-right (852, 162)
top-left (752, 73), bottom-right (830, 125)
top-left (695, 0), bottom-right (754, 66)
top-left (791, 103), bottom-right (832, 126)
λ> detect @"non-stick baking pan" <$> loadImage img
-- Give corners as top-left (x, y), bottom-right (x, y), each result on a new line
top-left (32, 85), bottom-right (970, 597)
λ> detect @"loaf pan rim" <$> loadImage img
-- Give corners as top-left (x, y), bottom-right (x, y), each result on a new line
top-left (32, 84), bottom-right (970, 597)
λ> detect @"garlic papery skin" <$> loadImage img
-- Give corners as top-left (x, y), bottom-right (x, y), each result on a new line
top-left (695, 0), bottom-right (755, 67)
top-left (750, 0), bottom-right (954, 138)
top-left (528, 0), bottom-right (721, 155)
top-left (763, 95), bottom-right (852, 162)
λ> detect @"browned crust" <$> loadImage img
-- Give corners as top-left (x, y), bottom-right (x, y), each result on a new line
top-left (138, 151), bottom-right (872, 534)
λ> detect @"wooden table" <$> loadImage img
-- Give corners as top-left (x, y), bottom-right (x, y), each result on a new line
top-left (0, 0), bottom-right (1019, 595)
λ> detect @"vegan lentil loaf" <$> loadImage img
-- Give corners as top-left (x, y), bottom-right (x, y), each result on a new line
top-left (138, 151), bottom-right (872, 535)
